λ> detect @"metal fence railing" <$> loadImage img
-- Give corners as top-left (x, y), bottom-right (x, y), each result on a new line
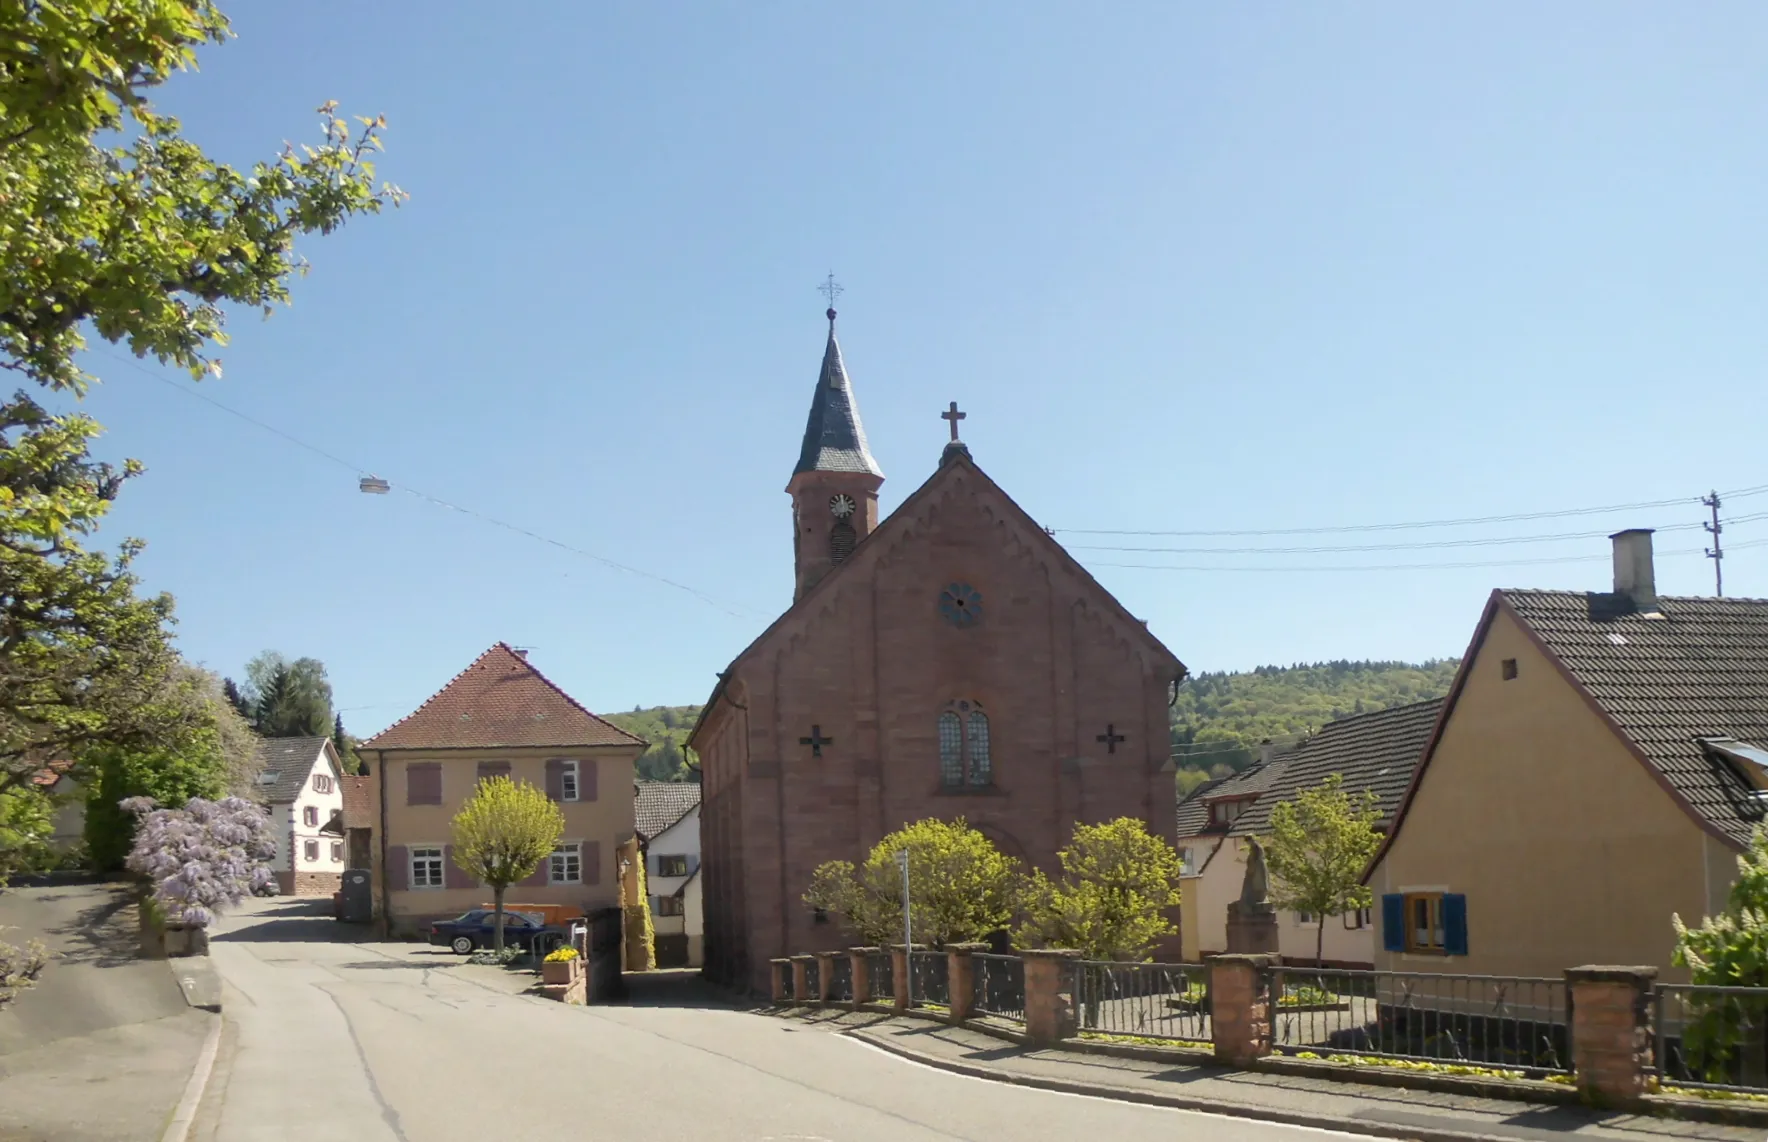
top-left (1264, 968), bottom-right (1569, 1074)
top-left (777, 962), bottom-right (794, 1002)
top-left (910, 951), bottom-right (949, 1009)
top-left (802, 958), bottom-right (820, 1001)
top-left (828, 954), bottom-right (853, 1003)
top-left (1656, 984), bottom-right (1768, 1093)
top-left (866, 951), bottom-right (893, 1005)
top-left (972, 953), bottom-right (1026, 1024)
top-left (1075, 960), bottom-right (1211, 1044)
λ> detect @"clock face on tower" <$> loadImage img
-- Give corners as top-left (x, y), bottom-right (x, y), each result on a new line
top-left (829, 494), bottom-right (856, 519)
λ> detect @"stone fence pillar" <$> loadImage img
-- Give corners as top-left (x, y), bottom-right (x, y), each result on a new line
top-left (769, 958), bottom-right (790, 1003)
top-left (1566, 966), bottom-right (1656, 1107)
top-left (814, 951), bottom-right (840, 1004)
top-left (1209, 954), bottom-right (1276, 1065)
top-left (1023, 949), bottom-right (1081, 1046)
top-left (790, 955), bottom-right (813, 1005)
top-left (889, 944), bottom-right (925, 1011)
top-left (946, 943), bottom-right (988, 1023)
top-left (849, 947), bottom-right (878, 1009)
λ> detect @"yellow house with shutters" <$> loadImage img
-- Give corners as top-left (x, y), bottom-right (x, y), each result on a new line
top-left (356, 643), bottom-right (646, 938)
top-left (1366, 530), bottom-right (1767, 981)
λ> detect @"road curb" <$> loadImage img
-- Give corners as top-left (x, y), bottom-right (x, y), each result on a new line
top-left (159, 1010), bottom-right (222, 1142)
top-left (845, 1027), bottom-right (1532, 1142)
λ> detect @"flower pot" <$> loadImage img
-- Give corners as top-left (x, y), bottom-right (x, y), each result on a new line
top-left (542, 959), bottom-right (582, 985)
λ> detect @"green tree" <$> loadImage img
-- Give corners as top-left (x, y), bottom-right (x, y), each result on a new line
top-left (1013, 818), bottom-right (1184, 961)
top-left (0, 2), bottom-right (403, 396)
top-left (803, 818), bottom-right (1018, 947)
top-left (0, 786), bottom-right (55, 883)
top-left (1261, 774), bottom-right (1384, 967)
top-left (331, 712), bottom-right (359, 775)
top-left (244, 652), bottom-right (333, 738)
top-left (449, 777), bottom-right (564, 955)
top-left (1673, 827), bottom-right (1768, 1082)
top-left (83, 663), bottom-right (256, 871)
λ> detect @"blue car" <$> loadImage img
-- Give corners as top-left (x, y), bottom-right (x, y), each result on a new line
top-left (427, 909), bottom-right (564, 955)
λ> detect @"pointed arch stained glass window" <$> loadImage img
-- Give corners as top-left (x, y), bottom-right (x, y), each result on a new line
top-left (938, 700), bottom-right (992, 788)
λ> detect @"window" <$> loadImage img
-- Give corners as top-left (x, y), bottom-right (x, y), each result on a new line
top-left (1501, 658), bottom-right (1518, 681)
top-left (812, 907), bottom-right (829, 925)
top-left (303, 840), bottom-right (319, 862)
top-left (657, 895), bottom-right (684, 917)
top-left (1211, 800), bottom-right (1245, 826)
top-left (559, 761), bottom-right (580, 803)
top-left (1297, 911), bottom-right (1316, 925)
top-left (1344, 906), bottom-right (1371, 930)
top-left (937, 700), bottom-right (991, 787)
top-left (656, 854), bottom-right (689, 878)
top-left (313, 773), bottom-right (333, 794)
top-left (1179, 848), bottom-right (1196, 876)
top-left (410, 847), bottom-right (444, 889)
top-left (1406, 892), bottom-right (1445, 953)
top-left (549, 843), bottom-right (581, 885)
top-left (303, 805), bottom-right (319, 827)
top-left (330, 842), bottom-right (343, 863)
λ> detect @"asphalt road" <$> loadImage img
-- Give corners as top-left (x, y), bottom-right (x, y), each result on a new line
top-left (200, 898), bottom-right (1357, 1142)
top-left (0, 881), bottom-right (214, 1142)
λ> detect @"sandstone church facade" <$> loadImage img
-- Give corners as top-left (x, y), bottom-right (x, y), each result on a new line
top-left (689, 307), bottom-right (1187, 994)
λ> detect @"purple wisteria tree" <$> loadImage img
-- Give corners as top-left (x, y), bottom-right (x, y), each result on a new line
top-left (122, 795), bottom-right (276, 927)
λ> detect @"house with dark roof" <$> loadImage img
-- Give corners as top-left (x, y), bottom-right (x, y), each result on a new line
top-left (1175, 699), bottom-right (1441, 967)
top-left (635, 780), bottom-right (702, 966)
top-left (356, 644), bottom-right (648, 937)
top-left (1368, 529), bottom-right (1768, 980)
top-left (253, 736), bottom-right (347, 896)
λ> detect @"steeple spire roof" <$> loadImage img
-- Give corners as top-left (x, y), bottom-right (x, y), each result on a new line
top-left (793, 311), bottom-right (883, 478)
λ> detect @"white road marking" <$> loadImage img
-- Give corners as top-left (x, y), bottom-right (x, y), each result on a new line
top-left (834, 1034), bottom-right (1370, 1138)
top-left (160, 1013), bottom-right (223, 1142)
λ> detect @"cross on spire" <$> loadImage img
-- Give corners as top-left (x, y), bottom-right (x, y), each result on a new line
top-left (818, 273), bottom-right (843, 323)
top-left (1096, 724), bottom-right (1127, 754)
top-left (799, 724), bottom-right (833, 758)
top-left (942, 401), bottom-right (966, 442)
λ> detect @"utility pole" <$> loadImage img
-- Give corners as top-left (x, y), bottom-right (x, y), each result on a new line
top-left (1704, 490), bottom-right (1724, 597)
top-left (897, 849), bottom-right (912, 1007)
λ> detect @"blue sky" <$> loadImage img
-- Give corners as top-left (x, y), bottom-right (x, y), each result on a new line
top-left (72, 4), bottom-right (1768, 735)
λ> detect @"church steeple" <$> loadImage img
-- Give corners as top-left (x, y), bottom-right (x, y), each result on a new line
top-left (787, 300), bottom-right (884, 600)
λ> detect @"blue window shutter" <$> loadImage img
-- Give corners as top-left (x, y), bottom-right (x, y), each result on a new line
top-left (1443, 894), bottom-right (1469, 956)
top-left (1380, 894), bottom-right (1405, 952)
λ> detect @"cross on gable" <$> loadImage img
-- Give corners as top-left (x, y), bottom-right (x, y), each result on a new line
top-left (942, 401), bottom-right (966, 442)
top-left (1096, 724), bottom-right (1127, 754)
top-left (799, 725), bottom-right (833, 758)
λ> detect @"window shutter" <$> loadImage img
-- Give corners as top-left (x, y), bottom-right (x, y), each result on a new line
top-left (584, 841), bottom-right (601, 886)
top-left (581, 760), bottom-right (598, 802)
top-left (544, 759), bottom-right (564, 802)
top-left (1380, 894), bottom-right (1405, 953)
top-left (444, 844), bottom-right (474, 889)
top-left (387, 845), bottom-right (408, 892)
top-left (475, 761), bottom-right (510, 785)
top-left (406, 763), bottom-right (441, 806)
top-left (520, 853), bottom-right (549, 887)
top-left (1443, 894), bottom-right (1469, 956)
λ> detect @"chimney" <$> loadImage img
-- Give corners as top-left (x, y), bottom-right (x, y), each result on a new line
top-left (1259, 739), bottom-right (1275, 765)
top-left (1610, 529), bottom-right (1658, 611)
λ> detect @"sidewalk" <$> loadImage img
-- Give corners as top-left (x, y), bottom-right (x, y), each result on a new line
top-left (773, 1008), bottom-right (1762, 1142)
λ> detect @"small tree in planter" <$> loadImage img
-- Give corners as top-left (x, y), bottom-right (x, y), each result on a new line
top-left (450, 777), bottom-right (564, 957)
top-left (122, 795), bottom-right (276, 944)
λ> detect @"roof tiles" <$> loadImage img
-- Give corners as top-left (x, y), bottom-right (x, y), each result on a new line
top-left (635, 781), bottom-right (702, 839)
top-left (362, 644), bottom-right (645, 751)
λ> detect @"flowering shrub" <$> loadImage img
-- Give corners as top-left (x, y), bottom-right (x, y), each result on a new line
top-left (468, 946), bottom-right (520, 967)
top-left (543, 945), bottom-right (580, 963)
top-left (122, 795), bottom-right (276, 928)
top-left (0, 927), bottom-right (50, 1007)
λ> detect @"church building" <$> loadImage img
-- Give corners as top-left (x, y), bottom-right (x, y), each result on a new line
top-left (689, 305), bottom-right (1187, 994)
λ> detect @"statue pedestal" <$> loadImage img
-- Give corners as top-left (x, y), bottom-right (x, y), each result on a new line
top-left (1226, 901), bottom-right (1280, 956)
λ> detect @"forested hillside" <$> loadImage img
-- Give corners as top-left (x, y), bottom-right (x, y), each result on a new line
top-left (1170, 659), bottom-right (1459, 793)
top-left (606, 705), bottom-right (703, 782)
top-left (612, 659), bottom-right (1459, 791)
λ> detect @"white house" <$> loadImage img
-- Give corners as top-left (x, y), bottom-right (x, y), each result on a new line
top-left (255, 737), bottom-right (347, 896)
top-left (1175, 700), bottom-right (1440, 967)
top-left (635, 781), bottom-right (702, 967)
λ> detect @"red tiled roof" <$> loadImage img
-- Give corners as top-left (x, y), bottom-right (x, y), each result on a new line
top-left (31, 760), bottom-right (73, 787)
top-left (362, 643), bottom-right (644, 751)
top-left (339, 775), bottom-right (374, 829)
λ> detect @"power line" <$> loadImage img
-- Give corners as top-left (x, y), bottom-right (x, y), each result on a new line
top-left (1065, 515), bottom-right (1768, 557)
top-left (1081, 545), bottom-right (1716, 573)
top-left (1054, 484), bottom-right (1768, 538)
top-left (98, 352), bottom-right (763, 619)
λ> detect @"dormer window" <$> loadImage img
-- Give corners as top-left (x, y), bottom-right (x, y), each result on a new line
top-left (1701, 738), bottom-right (1768, 812)
top-left (1210, 800), bottom-right (1246, 827)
